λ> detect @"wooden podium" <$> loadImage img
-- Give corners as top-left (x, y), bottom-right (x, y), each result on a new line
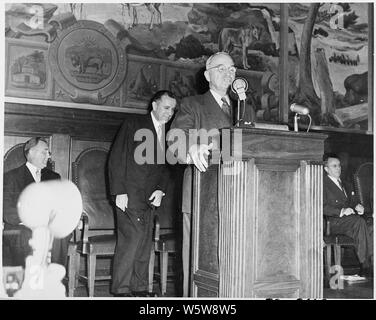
top-left (190, 127), bottom-right (327, 298)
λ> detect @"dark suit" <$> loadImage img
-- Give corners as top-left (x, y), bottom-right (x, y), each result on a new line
top-left (169, 90), bottom-right (233, 213)
top-left (108, 113), bottom-right (170, 294)
top-left (168, 90), bottom-right (234, 296)
top-left (2, 164), bottom-right (69, 267)
top-left (323, 174), bottom-right (373, 264)
top-left (170, 91), bottom-right (233, 157)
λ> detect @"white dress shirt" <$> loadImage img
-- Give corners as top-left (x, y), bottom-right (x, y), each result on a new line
top-left (26, 162), bottom-right (41, 182)
top-left (151, 111), bottom-right (164, 148)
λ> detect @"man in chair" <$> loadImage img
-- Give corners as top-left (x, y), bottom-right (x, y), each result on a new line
top-left (323, 153), bottom-right (373, 275)
top-left (108, 90), bottom-right (177, 297)
top-left (3, 137), bottom-right (71, 267)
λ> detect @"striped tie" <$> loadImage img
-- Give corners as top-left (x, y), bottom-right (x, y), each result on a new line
top-left (221, 97), bottom-right (231, 116)
top-left (337, 179), bottom-right (347, 197)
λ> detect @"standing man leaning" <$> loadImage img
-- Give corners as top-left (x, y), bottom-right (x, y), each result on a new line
top-left (323, 153), bottom-right (373, 275)
top-left (3, 137), bottom-right (69, 267)
top-left (108, 90), bottom-right (177, 297)
top-left (167, 52), bottom-right (236, 296)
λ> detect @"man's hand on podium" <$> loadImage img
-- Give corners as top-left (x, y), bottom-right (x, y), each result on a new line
top-left (188, 143), bottom-right (213, 172)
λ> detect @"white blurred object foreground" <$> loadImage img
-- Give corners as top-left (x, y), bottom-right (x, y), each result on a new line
top-left (3, 180), bottom-right (82, 299)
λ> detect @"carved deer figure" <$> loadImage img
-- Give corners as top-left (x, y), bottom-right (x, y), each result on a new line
top-left (218, 24), bottom-right (261, 69)
top-left (121, 3), bottom-right (162, 30)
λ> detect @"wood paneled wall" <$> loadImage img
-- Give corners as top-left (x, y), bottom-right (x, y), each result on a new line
top-left (4, 102), bottom-right (127, 178)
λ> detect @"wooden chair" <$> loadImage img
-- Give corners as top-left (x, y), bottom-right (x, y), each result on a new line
top-left (323, 217), bottom-right (356, 286)
top-left (148, 214), bottom-right (177, 296)
top-left (67, 147), bottom-right (116, 297)
top-left (4, 143), bottom-right (27, 173)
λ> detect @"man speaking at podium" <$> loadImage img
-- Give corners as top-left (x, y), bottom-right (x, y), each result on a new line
top-left (167, 51), bottom-right (236, 296)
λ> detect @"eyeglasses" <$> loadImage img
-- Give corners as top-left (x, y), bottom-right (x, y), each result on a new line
top-left (206, 64), bottom-right (237, 74)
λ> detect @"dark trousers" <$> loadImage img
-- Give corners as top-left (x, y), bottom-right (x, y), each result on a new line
top-left (111, 207), bottom-right (154, 294)
top-left (3, 224), bottom-right (71, 268)
top-left (330, 214), bottom-right (373, 264)
top-left (2, 225), bottom-right (32, 267)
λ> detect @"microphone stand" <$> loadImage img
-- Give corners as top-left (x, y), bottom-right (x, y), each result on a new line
top-left (293, 113), bottom-right (299, 132)
top-left (236, 99), bottom-right (241, 127)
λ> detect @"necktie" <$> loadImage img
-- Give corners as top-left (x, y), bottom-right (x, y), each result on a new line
top-left (35, 169), bottom-right (41, 183)
top-left (221, 97), bottom-right (231, 117)
top-left (157, 124), bottom-right (164, 149)
top-left (337, 179), bottom-right (347, 197)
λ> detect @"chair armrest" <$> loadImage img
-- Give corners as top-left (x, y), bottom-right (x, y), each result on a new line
top-left (154, 214), bottom-right (160, 242)
top-left (326, 219), bottom-right (331, 236)
top-left (81, 213), bottom-right (89, 243)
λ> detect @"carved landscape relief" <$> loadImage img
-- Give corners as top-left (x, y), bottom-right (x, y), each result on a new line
top-left (287, 3), bottom-right (370, 130)
top-left (5, 3), bottom-right (372, 131)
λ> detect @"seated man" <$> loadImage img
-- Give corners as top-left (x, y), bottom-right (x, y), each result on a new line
top-left (3, 137), bottom-right (71, 267)
top-left (323, 153), bottom-right (373, 275)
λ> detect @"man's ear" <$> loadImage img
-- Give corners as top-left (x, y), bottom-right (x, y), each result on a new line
top-left (151, 101), bottom-right (157, 112)
top-left (204, 70), bottom-right (210, 82)
top-left (324, 166), bottom-right (329, 174)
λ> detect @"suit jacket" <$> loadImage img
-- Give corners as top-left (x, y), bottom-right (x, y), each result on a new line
top-left (169, 90), bottom-right (233, 155)
top-left (108, 113), bottom-right (170, 211)
top-left (3, 164), bottom-right (61, 226)
top-left (323, 174), bottom-right (357, 218)
top-left (168, 90), bottom-right (233, 214)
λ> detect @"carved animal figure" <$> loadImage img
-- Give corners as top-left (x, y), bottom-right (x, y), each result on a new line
top-left (69, 52), bottom-right (105, 75)
top-left (121, 3), bottom-right (162, 30)
top-left (218, 25), bottom-right (261, 69)
top-left (344, 71), bottom-right (368, 105)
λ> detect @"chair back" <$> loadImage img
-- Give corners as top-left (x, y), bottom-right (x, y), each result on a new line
top-left (4, 143), bottom-right (26, 173)
top-left (72, 147), bottom-right (115, 230)
top-left (353, 162), bottom-right (373, 214)
top-left (4, 142), bottom-right (55, 173)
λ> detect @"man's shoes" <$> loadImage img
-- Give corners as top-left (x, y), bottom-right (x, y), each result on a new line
top-left (113, 292), bottom-right (135, 297)
top-left (132, 290), bottom-right (159, 297)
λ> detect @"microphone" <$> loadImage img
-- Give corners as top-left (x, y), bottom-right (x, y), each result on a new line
top-left (290, 103), bottom-right (309, 115)
top-left (231, 77), bottom-right (248, 101)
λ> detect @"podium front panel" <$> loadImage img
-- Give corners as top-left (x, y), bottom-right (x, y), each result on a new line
top-left (191, 128), bottom-right (326, 298)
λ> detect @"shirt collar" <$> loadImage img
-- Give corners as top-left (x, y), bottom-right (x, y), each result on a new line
top-left (26, 162), bottom-right (41, 177)
top-left (210, 89), bottom-right (229, 107)
top-left (328, 175), bottom-right (340, 186)
top-left (151, 111), bottom-right (163, 131)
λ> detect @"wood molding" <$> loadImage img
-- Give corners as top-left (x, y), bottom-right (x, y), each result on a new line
top-left (4, 102), bottom-right (127, 141)
top-left (4, 96), bottom-right (147, 114)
